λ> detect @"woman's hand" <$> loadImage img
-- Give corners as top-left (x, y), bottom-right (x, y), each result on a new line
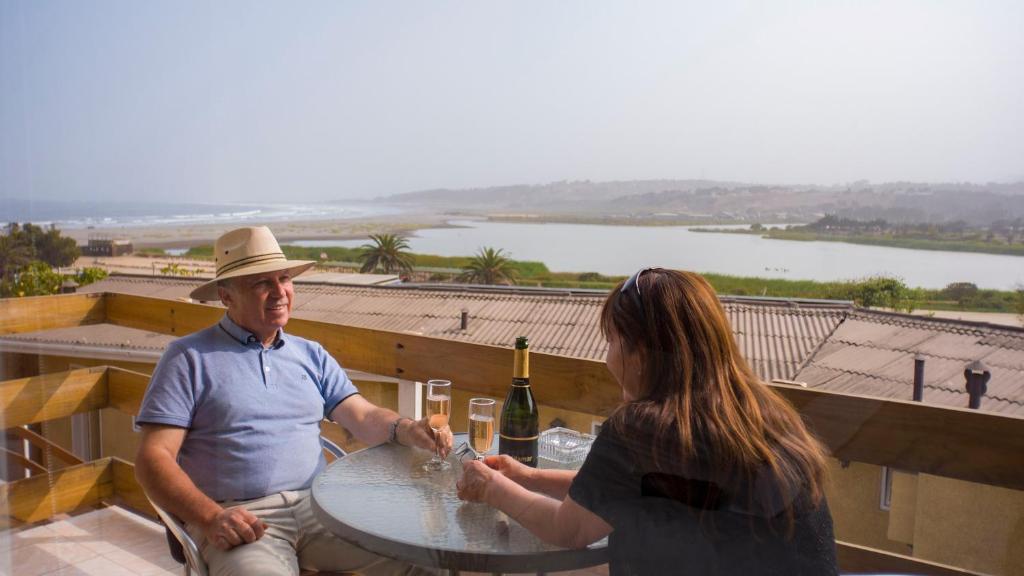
top-left (481, 454), bottom-right (534, 488)
top-left (457, 459), bottom-right (508, 504)
top-left (399, 417), bottom-right (453, 458)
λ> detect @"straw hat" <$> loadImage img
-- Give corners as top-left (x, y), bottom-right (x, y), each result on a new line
top-left (189, 226), bottom-right (314, 301)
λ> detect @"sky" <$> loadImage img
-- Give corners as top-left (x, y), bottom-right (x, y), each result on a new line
top-left (1, 1), bottom-right (1022, 203)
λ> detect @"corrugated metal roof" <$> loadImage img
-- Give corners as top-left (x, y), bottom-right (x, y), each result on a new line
top-left (71, 275), bottom-right (844, 381)
top-left (0, 323), bottom-right (176, 352)
top-left (795, 311), bottom-right (1024, 416)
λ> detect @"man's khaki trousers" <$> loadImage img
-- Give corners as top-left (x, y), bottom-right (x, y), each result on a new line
top-left (186, 489), bottom-right (434, 576)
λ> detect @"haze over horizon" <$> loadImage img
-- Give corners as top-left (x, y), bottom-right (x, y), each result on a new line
top-left (2, 1), bottom-right (1022, 205)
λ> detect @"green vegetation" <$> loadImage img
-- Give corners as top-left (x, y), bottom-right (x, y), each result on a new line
top-left (186, 244), bottom-right (553, 278)
top-left (160, 262), bottom-right (200, 277)
top-left (1, 223), bottom-right (107, 297)
top-left (523, 272), bottom-right (1021, 314)
top-left (695, 215), bottom-right (1024, 257)
top-left (762, 230), bottom-right (1024, 256)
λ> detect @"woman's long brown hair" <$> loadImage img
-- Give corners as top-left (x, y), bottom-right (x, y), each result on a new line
top-left (600, 269), bottom-right (829, 525)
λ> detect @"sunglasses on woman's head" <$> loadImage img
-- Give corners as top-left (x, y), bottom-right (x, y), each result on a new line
top-left (621, 267), bottom-right (661, 310)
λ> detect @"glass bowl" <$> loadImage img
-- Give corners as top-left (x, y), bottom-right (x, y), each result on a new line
top-left (538, 427), bottom-right (595, 468)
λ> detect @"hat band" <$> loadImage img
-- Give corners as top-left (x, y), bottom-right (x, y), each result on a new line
top-left (217, 252), bottom-right (287, 276)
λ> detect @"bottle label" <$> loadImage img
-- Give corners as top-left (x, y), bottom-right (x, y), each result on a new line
top-left (499, 433), bottom-right (539, 441)
top-left (499, 435), bottom-right (538, 467)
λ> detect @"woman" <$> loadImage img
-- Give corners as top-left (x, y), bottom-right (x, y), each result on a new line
top-left (457, 268), bottom-right (838, 575)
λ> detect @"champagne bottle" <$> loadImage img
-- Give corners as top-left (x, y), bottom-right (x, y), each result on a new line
top-left (499, 336), bottom-right (539, 467)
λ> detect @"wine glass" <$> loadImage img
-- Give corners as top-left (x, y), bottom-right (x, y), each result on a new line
top-left (468, 398), bottom-right (496, 458)
top-left (423, 379), bottom-right (452, 471)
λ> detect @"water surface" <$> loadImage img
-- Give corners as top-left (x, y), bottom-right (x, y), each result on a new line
top-left (289, 220), bottom-right (1021, 290)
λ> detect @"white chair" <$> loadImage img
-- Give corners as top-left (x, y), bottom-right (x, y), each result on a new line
top-left (149, 436), bottom-right (347, 576)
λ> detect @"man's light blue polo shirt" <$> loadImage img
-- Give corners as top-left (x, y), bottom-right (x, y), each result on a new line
top-left (137, 314), bottom-right (358, 502)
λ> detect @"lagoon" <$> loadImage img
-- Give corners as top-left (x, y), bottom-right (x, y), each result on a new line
top-left (289, 219), bottom-right (1022, 290)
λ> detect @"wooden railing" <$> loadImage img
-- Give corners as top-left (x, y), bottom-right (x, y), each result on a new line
top-left (3, 292), bottom-right (1021, 575)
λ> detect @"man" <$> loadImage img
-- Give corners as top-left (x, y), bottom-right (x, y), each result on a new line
top-left (135, 226), bottom-right (450, 576)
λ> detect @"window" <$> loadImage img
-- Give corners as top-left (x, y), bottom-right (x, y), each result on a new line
top-left (880, 466), bottom-right (894, 511)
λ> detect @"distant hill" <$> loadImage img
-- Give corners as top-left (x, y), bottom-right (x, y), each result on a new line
top-left (380, 179), bottom-right (1024, 225)
top-left (382, 180), bottom-right (749, 211)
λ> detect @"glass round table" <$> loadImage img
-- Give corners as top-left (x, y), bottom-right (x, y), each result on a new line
top-left (311, 434), bottom-right (608, 574)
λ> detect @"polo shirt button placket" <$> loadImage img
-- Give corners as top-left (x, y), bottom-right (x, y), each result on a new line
top-left (263, 349), bottom-right (273, 388)
top-left (258, 348), bottom-right (268, 388)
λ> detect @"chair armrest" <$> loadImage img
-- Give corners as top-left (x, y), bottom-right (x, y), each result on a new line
top-left (150, 499), bottom-right (209, 576)
top-left (319, 436), bottom-right (346, 459)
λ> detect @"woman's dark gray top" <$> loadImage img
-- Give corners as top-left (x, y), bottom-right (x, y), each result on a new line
top-left (569, 425), bottom-right (839, 576)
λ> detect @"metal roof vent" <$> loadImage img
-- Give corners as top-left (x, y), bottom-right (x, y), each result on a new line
top-left (964, 360), bottom-right (991, 409)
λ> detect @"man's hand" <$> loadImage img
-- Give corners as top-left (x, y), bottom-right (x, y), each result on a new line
top-left (203, 506), bottom-right (266, 551)
top-left (398, 416), bottom-right (453, 458)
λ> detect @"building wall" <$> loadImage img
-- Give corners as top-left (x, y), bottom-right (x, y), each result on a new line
top-left (912, 474), bottom-right (1024, 576)
top-left (0, 352), bottom-right (39, 381)
top-left (824, 460), bottom-right (911, 555)
top-left (825, 462), bottom-right (1024, 576)
top-left (886, 470), bottom-right (917, 545)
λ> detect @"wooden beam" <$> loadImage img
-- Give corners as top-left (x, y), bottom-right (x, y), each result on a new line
top-left (389, 331), bottom-right (621, 417)
top-left (110, 458), bottom-right (155, 518)
top-left (2, 447), bottom-right (47, 475)
top-left (0, 292), bottom-right (105, 335)
top-left (0, 367), bottom-right (108, 428)
top-left (0, 457), bottom-right (113, 527)
top-left (837, 541), bottom-right (989, 576)
top-left (7, 425), bottom-right (83, 466)
top-left (107, 366), bottom-right (151, 415)
top-left (104, 292), bottom-right (219, 337)
top-left (774, 385), bottom-right (1024, 492)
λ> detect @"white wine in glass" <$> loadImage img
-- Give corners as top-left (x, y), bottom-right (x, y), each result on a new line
top-left (423, 379), bottom-right (452, 471)
top-left (426, 395), bottom-right (451, 431)
top-left (468, 398), bottom-right (496, 455)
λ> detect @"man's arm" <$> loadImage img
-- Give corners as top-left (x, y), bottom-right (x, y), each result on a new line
top-left (329, 394), bottom-right (452, 455)
top-left (135, 425), bottom-right (265, 551)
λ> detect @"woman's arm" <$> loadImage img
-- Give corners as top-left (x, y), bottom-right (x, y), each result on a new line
top-left (484, 455), bottom-right (577, 499)
top-left (524, 469), bottom-right (578, 500)
top-left (458, 460), bottom-right (612, 549)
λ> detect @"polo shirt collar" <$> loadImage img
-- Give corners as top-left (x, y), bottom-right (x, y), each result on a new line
top-left (219, 314), bottom-right (287, 349)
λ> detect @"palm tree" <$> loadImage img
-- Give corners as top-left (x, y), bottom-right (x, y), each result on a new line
top-left (359, 233), bottom-right (414, 275)
top-left (459, 247), bottom-right (518, 285)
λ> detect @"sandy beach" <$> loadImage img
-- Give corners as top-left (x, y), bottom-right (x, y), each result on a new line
top-left (63, 210), bottom-right (454, 250)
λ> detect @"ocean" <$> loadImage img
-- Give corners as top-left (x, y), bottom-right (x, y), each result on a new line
top-left (1, 198), bottom-right (401, 229)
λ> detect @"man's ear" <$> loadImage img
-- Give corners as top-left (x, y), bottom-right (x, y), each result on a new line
top-left (217, 284), bottom-right (233, 306)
